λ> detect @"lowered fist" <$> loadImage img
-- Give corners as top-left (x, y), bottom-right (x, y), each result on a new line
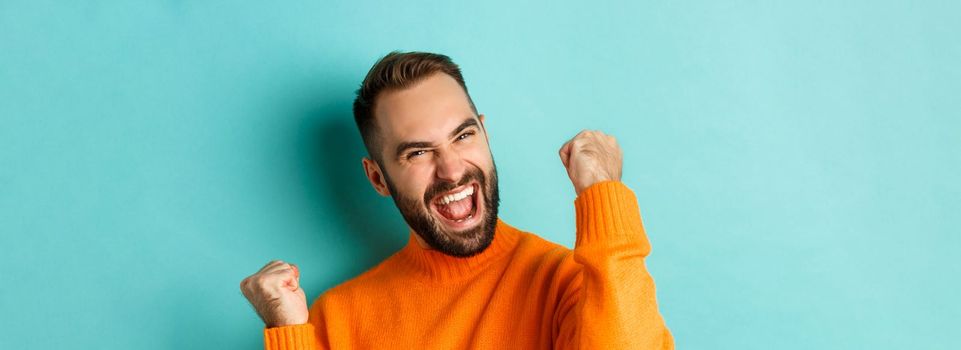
top-left (240, 260), bottom-right (308, 327)
top-left (558, 130), bottom-right (623, 195)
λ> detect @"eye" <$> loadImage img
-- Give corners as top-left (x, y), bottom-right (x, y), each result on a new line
top-left (407, 150), bottom-right (427, 159)
top-left (456, 131), bottom-right (475, 141)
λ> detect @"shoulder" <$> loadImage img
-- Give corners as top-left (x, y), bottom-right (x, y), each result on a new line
top-left (508, 228), bottom-right (584, 306)
top-left (514, 229), bottom-right (570, 258)
top-left (511, 228), bottom-right (581, 277)
top-left (309, 251), bottom-right (407, 312)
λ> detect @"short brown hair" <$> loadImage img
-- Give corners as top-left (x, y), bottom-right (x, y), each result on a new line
top-left (352, 51), bottom-right (477, 163)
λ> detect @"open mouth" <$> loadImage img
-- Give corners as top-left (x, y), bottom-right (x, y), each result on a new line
top-left (429, 182), bottom-right (482, 230)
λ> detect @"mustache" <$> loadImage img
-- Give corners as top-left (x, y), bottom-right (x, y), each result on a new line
top-left (422, 168), bottom-right (484, 205)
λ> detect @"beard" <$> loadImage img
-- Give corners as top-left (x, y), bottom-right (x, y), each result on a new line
top-left (382, 161), bottom-right (500, 257)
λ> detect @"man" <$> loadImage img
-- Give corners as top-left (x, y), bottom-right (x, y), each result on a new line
top-left (240, 51), bottom-right (674, 349)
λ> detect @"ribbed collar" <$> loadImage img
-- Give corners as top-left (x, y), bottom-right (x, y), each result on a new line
top-left (397, 218), bottom-right (521, 281)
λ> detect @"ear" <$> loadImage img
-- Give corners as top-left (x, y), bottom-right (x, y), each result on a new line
top-left (361, 157), bottom-right (391, 197)
top-left (478, 114), bottom-right (489, 142)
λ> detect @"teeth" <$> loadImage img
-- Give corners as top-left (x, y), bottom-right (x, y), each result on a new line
top-left (454, 213), bottom-right (474, 223)
top-left (439, 185), bottom-right (474, 205)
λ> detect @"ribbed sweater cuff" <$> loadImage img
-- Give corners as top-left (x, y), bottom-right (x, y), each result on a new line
top-left (263, 323), bottom-right (317, 350)
top-left (574, 181), bottom-right (650, 252)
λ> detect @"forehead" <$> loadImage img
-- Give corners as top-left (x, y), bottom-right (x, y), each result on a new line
top-left (373, 73), bottom-right (476, 148)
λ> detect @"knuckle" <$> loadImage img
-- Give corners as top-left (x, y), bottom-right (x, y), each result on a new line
top-left (254, 275), bottom-right (269, 286)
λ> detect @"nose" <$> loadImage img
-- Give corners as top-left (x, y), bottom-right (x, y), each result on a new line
top-left (434, 148), bottom-right (466, 183)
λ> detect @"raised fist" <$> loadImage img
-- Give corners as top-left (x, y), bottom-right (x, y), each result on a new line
top-left (240, 260), bottom-right (308, 327)
top-left (558, 130), bottom-right (623, 195)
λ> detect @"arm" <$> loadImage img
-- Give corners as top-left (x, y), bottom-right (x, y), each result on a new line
top-left (554, 130), bottom-right (673, 349)
top-left (554, 180), bottom-right (673, 349)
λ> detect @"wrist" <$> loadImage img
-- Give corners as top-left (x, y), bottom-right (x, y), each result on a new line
top-left (267, 316), bottom-right (308, 328)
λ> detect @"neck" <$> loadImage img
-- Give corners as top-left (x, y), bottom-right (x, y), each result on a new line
top-left (400, 218), bottom-right (521, 280)
top-left (412, 229), bottom-right (431, 249)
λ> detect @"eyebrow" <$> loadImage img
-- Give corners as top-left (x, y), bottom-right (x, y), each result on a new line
top-left (394, 117), bottom-right (479, 160)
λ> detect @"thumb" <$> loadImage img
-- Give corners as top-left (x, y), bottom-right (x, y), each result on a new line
top-left (285, 265), bottom-right (300, 291)
top-left (287, 275), bottom-right (300, 291)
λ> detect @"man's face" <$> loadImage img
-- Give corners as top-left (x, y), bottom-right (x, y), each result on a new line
top-left (365, 72), bottom-right (499, 257)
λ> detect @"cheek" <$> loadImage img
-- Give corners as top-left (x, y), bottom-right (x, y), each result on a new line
top-left (396, 167), bottom-right (434, 199)
top-left (464, 147), bottom-right (494, 169)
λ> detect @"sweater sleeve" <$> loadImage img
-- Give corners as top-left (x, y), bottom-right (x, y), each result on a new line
top-left (554, 181), bottom-right (674, 349)
top-left (263, 323), bottom-right (322, 350)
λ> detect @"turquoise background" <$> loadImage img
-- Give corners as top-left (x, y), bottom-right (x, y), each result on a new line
top-left (1, 1), bottom-right (958, 349)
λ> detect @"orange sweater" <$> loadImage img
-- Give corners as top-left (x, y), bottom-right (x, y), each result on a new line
top-left (263, 181), bottom-right (674, 349)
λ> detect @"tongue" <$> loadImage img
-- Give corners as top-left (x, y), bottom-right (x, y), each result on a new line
top-left (437, 195), bottom-right (473, 221)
